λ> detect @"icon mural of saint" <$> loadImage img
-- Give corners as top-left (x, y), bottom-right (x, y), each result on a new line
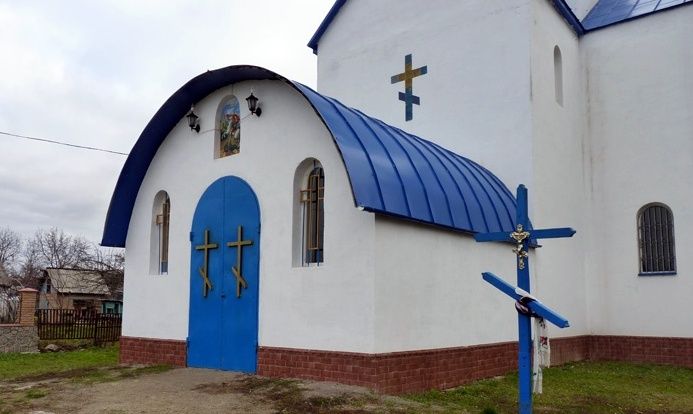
top-left (219, 96), bottom-right (241, 158)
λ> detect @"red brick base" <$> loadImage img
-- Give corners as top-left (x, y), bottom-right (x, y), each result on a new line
top-left (119, 335), bottom-right (692, 394)
top-left (258, 342), bottom-right (518, 394)
top-left (120, 336), bottom-right (186, 367)
top-left (257, 335), bottom-right (693, 394)
top-left (589, 335), bottom-right (693, 367)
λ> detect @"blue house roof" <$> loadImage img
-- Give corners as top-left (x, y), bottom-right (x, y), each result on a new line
top-left (307, 0), bottom-right (692, 50)
top-left (101, 65), bottom-right (518, 247)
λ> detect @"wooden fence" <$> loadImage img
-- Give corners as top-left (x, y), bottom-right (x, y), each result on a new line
top-left (35, 309), bottom-right (122, 344)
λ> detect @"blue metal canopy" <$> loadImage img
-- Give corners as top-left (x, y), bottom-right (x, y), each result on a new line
top-left (101, 65), bottom-right (518, 247)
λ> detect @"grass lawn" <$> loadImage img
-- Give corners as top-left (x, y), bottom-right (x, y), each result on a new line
top-left (0, 345), bottom-right (119, 381)
top-left (0, 345), bottom-right (174, 414)
top-left (407, 361), bottom-right (693, 413)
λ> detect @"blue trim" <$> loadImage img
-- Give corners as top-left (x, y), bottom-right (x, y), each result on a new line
top-left (100, 66), bottom-right (281, 247)
top-left (308, 0), bottom-right (691, 48)
top-left (307, 0), bottom-right (586, 45)
top-left (307, 0), bottom-right (348, 54)
top-left (552, 0), bottom-right (586, 36)
top-left (102, 65), bottom-right (520, 247)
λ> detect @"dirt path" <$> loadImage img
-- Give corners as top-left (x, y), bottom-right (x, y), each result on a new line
top-left (1, 367), bottom-right (430, 414)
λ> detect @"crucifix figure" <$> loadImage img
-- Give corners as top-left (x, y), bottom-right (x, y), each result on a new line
top-left (390, 54), bottom-right (428, 121)
top-left (227, 225), bottom-right (253, 298)
top-left (474, 184), bottom-right (575, 414)
top-left (195, 229), bottom-right (218, 297)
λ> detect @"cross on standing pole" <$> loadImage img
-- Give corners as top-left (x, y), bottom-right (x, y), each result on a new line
top-left (474, 184), bottom-right (575, 414)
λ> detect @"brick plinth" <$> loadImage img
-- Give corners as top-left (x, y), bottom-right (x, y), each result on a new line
top-left (118, 334), bottom-right (692, 394)
top-left (589, 335), bottom-right (693, 367)
top-left (258, 342), bottom-right (519, 394)
top-left (551, 335), bottom-right (591, 364)
top-left (120, 336), bottom-right (186, 367)
top-left (258, 335), bottom-right (692, 394)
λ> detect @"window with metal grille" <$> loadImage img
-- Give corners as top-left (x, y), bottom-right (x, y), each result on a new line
top-left (637, 203), bottom-right (676, 275)
top-left (300, 166), bottom-right (324, 265)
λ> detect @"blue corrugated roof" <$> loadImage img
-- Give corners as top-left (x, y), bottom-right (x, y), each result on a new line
top-left (101, 65), bottom-right (518, 247)
top-left (582, 0), bottom-right (692, 30)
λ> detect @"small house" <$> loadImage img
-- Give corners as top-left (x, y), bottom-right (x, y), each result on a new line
top-left (38, 268), bottom-right (123, 315)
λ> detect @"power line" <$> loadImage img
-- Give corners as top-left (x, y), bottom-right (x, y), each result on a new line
top-left (0, 131), bottom-right (129, 156)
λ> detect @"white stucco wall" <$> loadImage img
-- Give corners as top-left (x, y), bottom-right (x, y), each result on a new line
top-left (582, 7), bottom-right (693, 337)
top-left (122, 79), bottom-right (377, 353)
top-left (373, 217), bottom-right (528, 353)
top-left (316, 0), bottom-right (535, 192)
top-left (528, 0), bottom-right (589, 337)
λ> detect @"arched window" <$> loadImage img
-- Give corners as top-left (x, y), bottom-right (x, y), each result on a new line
top-left (554, 45), bottom-right (563, 106)
top-left (637, 203), bottom-right (676, 275)
top-left (293, 159), bottom-right (324, 266)
top-left (151, 191), bottom-right (170, 275)
top-left (216, 95), bottom-right (241, 158)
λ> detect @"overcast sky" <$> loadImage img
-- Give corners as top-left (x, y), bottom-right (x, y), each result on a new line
top-left (0, 0), bottom-right (333, 244)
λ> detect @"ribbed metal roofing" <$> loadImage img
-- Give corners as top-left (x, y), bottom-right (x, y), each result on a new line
top-left (295, 83), bottom-right (517, 235)
top-left (101, 65), bottom-right (518, 247)
top-left (583, 0), bottom-right (692, 30)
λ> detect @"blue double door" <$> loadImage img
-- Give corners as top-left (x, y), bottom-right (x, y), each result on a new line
top-left (188, 176), bottom-right (260, 373)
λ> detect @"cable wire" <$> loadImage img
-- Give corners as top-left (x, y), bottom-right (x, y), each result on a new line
top-left (0, 131), bottom-right (129, 156)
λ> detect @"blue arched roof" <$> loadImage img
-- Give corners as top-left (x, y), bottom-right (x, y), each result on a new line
top-left (101, 65), bottom-right (518, 247)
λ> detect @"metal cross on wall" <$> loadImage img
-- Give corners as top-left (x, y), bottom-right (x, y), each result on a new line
top-left (390, 54), bottom-right (428, 121)
top-left (474, 184), bottom-right (576, 414)
top-left (195, 229), bottom-right (218, 297)
top-left (226, 225), bottom-right (253, 298)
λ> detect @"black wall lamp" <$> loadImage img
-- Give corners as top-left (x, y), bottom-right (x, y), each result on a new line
top-left (186, 105), bottom-right (200, 132)
top-left (245, 91), bottom-right (262, 117)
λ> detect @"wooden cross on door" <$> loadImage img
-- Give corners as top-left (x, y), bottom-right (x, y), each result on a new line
top-left (195, 229), bottom-right (218, 297)
top-left (227, 225), bottom-right (253, 298)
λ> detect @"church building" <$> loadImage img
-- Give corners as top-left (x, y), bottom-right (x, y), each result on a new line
top-left (102, 0), bottom-right (693, 394)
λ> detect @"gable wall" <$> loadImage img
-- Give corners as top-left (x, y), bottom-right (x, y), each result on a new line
top-left (528, 0), bottom-right (590, 336)
top-left (316, 0), bottom-right (535, 193)
top-left (582, 7), bottom-right (693, 337)
top-left (122, 80), bottom-right (378, 353)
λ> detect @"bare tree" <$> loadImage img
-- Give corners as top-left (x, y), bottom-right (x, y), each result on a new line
top-left (28, 227), bottom-right (92, 269)
top-left (88, 246), bottom-right (125, 272)
top-left (0, 227), bottom-right (21, 271)
top-left (18, 243), bottom-right (42, 289)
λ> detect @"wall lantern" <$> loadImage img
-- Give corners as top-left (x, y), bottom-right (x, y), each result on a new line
top-left (245, 91), bottom-right (262, 117)
top-left (186, 105), bottom-right (200, 133)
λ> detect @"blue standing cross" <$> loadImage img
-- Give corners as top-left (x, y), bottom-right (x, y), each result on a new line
top-left (474, 184), bottom-right (575, 414)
